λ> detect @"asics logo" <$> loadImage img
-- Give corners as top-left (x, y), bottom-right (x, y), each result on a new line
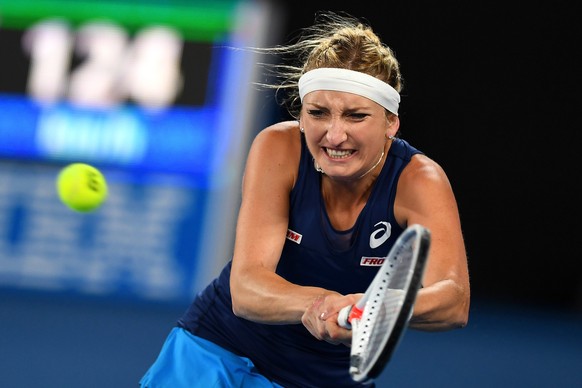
top-left (369, 221), bottom-right (391, 249)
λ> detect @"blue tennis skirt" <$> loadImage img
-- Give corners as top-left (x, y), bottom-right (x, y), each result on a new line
top-left (139, 327), bottom-right (284, 388)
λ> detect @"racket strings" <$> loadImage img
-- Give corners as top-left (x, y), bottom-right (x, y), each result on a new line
top-left (350, 244), bottom-right (415, 378)
top-left (351, 272), bottom-right (402, 370)
top-left (347, 225), bottom-right (430, 382)
top-left (351, 294), bottom-right (401, 377)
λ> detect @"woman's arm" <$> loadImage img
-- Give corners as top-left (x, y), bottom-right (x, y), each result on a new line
top-left (394, 154), bottom-right (470, 331)
top-left (230, 121), bottom-right (338, 324)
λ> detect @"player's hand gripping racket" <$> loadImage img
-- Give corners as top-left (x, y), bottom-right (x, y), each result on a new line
top-left (337, 224), bottom-right (431, 382)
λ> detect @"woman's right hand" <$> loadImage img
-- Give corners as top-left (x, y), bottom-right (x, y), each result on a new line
top-left (301, 293), bottom-right (363, 347)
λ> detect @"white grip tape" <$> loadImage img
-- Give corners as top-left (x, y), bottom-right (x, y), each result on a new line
top-left (337, 305), bottom-right (352, 329)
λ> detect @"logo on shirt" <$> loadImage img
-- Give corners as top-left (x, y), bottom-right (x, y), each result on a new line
top-left (369, 221), bottom-right (391, 249)
top-left (286, 229), bottom-right (302, 244)
top-left (360, 257), bottom-right (386, 266)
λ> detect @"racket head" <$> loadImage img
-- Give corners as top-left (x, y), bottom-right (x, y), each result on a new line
top-left (349, 224), bottom-right (430, 382)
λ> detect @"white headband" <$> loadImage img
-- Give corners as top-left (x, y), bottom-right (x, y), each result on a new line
top-left (298, 68), bottom-right (400, 115)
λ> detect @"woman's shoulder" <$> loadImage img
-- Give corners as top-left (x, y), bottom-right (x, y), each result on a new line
top-left (252, 120), bottom-right (302, 151)
top-left (260, 120), bottom-right (301, 136)
top-left (399, 152), bottom-right (451, 196)
top-left (247, 120), bottom-right (302, 179)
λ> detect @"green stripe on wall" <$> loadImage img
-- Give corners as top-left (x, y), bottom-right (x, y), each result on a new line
top-left (0, 0), bottom-right (240, 41)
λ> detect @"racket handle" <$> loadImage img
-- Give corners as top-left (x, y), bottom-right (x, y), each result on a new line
top-left (337, 305), bottom-right (364, 330)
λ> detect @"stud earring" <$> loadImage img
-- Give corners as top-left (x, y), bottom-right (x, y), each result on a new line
top-left (300, 127), bottom-right (305, 133)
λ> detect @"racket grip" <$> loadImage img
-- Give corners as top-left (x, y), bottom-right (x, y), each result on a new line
top-left (337, 305), bottom-right (364, 330)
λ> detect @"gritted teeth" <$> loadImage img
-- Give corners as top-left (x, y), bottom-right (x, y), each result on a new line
top-left (325, 148), bottom-right (353, 158)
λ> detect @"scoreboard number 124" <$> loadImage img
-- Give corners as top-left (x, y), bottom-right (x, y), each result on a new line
top-left (23, 19), bottom-right (184, 110)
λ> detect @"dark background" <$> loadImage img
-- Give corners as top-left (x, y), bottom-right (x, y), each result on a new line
top-left (275, 1), bottom-right (581, 312)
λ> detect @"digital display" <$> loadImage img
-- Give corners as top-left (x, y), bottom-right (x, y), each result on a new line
top-left (0, 0), bottom-right (268, 177)
top-left (0, 0), bottom-right (281, 302)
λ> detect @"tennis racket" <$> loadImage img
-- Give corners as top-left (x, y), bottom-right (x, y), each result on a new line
top-left (337, 224), bottom-right (431, 382)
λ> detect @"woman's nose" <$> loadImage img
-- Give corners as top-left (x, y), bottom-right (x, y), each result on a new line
top-left (325, 123), bottom-right (348, 145)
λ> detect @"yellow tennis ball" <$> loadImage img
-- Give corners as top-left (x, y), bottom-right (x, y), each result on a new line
top-left (56, 163), bottom-right (108, 212)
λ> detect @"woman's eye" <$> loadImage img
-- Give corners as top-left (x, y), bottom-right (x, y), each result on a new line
top-left (307, 109), bottom-right (324, 117)
top-left (349, 113), bottom-right (367, 120)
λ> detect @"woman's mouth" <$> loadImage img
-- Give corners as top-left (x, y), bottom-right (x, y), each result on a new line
top-left (324, 148), bottom-right (353, 159)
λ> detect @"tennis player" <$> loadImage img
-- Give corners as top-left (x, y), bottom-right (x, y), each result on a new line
top-left (140, 11), bottom-right (470, 388)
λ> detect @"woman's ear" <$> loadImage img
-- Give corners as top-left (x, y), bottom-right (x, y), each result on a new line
top-left (386, 115), bottom-right (400, 138)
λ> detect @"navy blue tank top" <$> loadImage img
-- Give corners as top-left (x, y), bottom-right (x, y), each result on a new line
top-left (178, 135), bottom-right (422, 387)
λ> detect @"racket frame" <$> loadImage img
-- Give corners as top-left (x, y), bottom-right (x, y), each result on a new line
top-left (339, 224), bottom-right (431, 382)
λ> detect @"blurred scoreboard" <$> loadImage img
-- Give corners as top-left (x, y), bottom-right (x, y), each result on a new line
top-left (0, 0), bottom-right (281, 302)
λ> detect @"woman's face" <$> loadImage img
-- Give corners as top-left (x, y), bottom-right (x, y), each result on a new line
top-left (300, 90), bottom-right (396, 181)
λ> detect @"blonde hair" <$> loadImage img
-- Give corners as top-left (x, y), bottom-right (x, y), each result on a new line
top-left (257, 11), bottom-right (403, 119)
